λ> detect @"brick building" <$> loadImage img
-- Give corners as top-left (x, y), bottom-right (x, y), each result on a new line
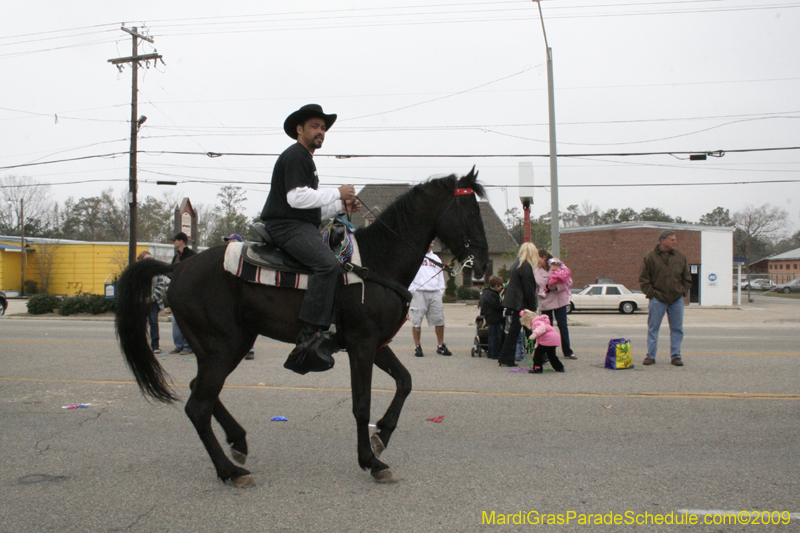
top-left (766, 247), bottom-right (800, 284)
top-left (560, 222), bottom-right (734, 306)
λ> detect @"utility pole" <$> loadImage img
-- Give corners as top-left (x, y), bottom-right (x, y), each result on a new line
top-left (108, 26), bottom-right (162, 266)
top-left (534, 1), bottom-right (560, 255)
top-left (19, 199), bottom-right (25, 296)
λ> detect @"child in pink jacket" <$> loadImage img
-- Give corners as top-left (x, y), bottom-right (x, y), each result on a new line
top-left (520, 309), bottom-right (565, 374)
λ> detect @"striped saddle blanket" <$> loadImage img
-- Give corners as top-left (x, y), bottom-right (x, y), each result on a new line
top-left (222, 239), bottom-right (364, 290)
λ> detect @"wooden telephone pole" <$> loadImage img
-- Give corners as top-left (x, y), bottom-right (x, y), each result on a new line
top-left (108, 27), bottom-right (162, 266)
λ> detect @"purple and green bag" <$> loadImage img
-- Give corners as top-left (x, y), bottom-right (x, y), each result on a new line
top-left (605, 338), bottom-right (633, 370)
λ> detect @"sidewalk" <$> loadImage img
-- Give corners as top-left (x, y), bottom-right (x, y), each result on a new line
top-left (4, 296), bottom-right (798, 326)
top-left (441, 297), bottom-right (800, 328)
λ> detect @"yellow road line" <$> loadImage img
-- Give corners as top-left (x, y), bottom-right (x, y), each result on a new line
top-left (1, 376), bottom-right (798, 401)
top-left (0, 339), bottom-right (797, 357)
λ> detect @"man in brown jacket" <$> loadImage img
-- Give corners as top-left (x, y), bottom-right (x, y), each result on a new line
top-left (638, 229), bottom-right (692, 366)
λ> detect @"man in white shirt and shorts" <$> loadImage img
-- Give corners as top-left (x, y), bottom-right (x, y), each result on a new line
top-left (409, 242), bottom-right (452, 357)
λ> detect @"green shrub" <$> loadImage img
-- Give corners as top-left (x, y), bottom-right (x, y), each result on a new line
top-left (497, 264), bottom-right (510, 283)
top-left (445, 275), bottom-right (457, 297)
top-left (58, 294), bottom-right (88, 316)
top-left (456, 284), bottom-right (480, 301)
top-left (23, 280), bottom-right (39, 295)
top-left (27, 294), bottom-right (60, 315)
top-left (58, 293), bottom-right (117, 315)
top-left (86, 293), bottom-right (116, 314)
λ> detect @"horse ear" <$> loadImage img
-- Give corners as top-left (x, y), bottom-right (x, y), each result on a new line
top-left (466, 165), bottom-right (478, 183)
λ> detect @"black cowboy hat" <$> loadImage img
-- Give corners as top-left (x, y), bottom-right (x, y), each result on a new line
top-left (283, 104), bottom-right (337, 139)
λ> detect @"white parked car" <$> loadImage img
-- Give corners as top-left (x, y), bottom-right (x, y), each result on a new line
top-left (569, 284), bottom-right (649, 314)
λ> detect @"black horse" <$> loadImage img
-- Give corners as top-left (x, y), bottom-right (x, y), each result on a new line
top-left (115, 169), bottom-right (488, 487)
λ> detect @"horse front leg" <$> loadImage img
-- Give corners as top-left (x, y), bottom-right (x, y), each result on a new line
top-left (370, 345), bottom-right (412, 459)
top-left (347, 344), bottom-right (397, 483)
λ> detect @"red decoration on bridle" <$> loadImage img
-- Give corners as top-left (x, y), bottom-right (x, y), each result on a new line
top-left (454, 188), bottom-right (474, 196)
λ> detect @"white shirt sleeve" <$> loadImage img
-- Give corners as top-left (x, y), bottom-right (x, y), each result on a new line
top-left (287, 187), bottom-right (342, 220)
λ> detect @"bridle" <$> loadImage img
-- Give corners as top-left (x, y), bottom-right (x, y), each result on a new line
top-left (436, 187), bottom-right (477, 273)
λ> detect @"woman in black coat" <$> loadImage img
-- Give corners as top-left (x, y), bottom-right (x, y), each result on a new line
top-left (497, 242), bottom-right (539, 367)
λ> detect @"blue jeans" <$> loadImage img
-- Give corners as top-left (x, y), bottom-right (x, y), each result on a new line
top-left (515, 330), bottom-right (526, 361)
top-left (264, 219), bottom-right (342, 327)
top-left (487, 323), bottom-right (502, 359)
top-left (542, 305), bottom-right (573, 357)
top-left (172, 319), bottom-right (191, 352)
top-left (646, 297), bottom-right (684, 360)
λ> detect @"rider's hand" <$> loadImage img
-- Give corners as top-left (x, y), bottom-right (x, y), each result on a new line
top-left (338, 184), bottom-right (356, 201)
top-left (343, 198), bottom-right (361, 213)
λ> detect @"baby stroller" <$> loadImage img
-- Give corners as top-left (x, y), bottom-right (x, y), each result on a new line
top-left (471, 315), bottom-right (489, 357)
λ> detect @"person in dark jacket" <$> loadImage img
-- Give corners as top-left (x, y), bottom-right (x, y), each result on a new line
top-left (496, 243), bottom-right (539, 367)
top-left (479, 275), bottom-right (505, 360)
top-left (638, 229), bottom-right (692, 367)
top-left (169, 232), bottom-right (196, 355)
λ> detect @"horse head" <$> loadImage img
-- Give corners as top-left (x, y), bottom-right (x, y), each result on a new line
top-left (434, 166), bottom-right (489, 278)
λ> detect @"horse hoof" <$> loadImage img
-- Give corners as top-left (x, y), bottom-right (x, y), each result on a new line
top-left (370, 433), bottom-right (385, 458)
top-left (231, 448), bottom-right (247, 465)
top-left (231, 474), bottom-right (256, 488)
top-left (371, 469), bottom-right (398, 484)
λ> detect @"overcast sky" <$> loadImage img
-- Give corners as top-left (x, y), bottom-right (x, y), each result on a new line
top-left (2, 0), bottom-right (799, 236)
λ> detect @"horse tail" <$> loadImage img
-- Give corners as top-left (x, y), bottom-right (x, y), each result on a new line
top-left (115, 258), bottom-right (179, 403)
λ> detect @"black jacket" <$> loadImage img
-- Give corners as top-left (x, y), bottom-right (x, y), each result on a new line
top-left (479, 287), bottom-right (504, 325)
top-left (501, 259), bottom-right (538, 312)
top-left (172, 246), bottom-right (196, 264)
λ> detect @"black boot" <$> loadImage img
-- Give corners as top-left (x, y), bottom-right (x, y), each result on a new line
top-left (284, 323), bottom-right (336, 375)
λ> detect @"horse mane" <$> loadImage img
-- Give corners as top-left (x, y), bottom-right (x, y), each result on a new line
top-left (355, 172), bottom-right (486, 268)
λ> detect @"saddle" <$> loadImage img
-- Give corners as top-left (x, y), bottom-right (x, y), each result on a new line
top-left (246, 223), bottom-right (310, 274)
top-left (245, 220), bottom-right (352, 275)
top-left (227, 221), bottom-right (411, 304)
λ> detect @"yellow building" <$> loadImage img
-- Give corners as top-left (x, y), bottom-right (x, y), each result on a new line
top-left (0, 236), bottom-right (175, 295)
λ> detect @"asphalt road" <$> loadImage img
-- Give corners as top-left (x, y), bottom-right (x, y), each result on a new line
top-left (1, 299), bottom-right (799, 533)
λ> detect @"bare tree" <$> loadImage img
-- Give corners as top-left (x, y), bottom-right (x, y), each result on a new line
top-left (733, 203), bottom-right (789, 262)
top-left (108, 248), bottom-right (130, 280)
top-left (194, 203), bottom-right (215, 247)
top-left (0, 175), bottom-right (53, 235)
top-left (33, 240), bottom-right (60, 294)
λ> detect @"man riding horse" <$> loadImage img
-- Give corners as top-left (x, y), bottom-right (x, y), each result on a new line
top-left (260, 104), bottom-right (361, 375)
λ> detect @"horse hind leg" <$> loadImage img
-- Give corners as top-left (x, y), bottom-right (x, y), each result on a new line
top-left (213, 399), bottom-right (248, 465)
top-left (371, 346), bottom-right (412, 460)
top-left (186, 370), bottom-right (254, 487)
top-left (190, 378), bottom-right (249, 465)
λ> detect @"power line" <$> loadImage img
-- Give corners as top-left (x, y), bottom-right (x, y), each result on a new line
top-left (0, 152), bottom-right (129, 171)
top-left (5, 172), bottom-right (797, 190)
top-left (3, 145), bottom-right (800, 172)
top-left (5, 1), bottom-right (798, 57)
